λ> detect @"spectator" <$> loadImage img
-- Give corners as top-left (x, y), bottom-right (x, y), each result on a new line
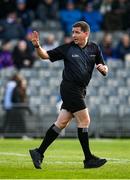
top-left (36, 0), bottom-right (58, 22)
top-left (115, 34), bottom-right (130, 61)
top-left (99, 33), bottom-right (115, 61)
top-left (2, 73), bottom-right (22, 134)
top-left (0, 40), bottom-right (14, 70)
top-left (16, 0), bottom-right (34, 31)
top-left (103, 0), bottom-right (127, 31)
top-left (123, 1), bottom-right (130, 30)
top-left (111, 0), bottom-right (127, 30)
top-left (64, 36), bottom-right (72, 44)
top-left (43, 34), bottom-right (59, 51)
top-left (75, 0), bottom-right (87, 11)
top-left (59, 0), bottom-right (82, 36)
top-left (11, 77), bottom-right (30, 137)
top-left (91, 0), bottom-right (102, 10)
top-left (0, 0), bottom-right (16, 19)
top-left (83, 2), bottom-right (103, 32)
top-left (12, 40), bottom-right (35, 70)
top-left (100, 0), bottom-right (113, 14)
top-left (0, 11), bottom-right (25, 40)
top-left (25, 0), bottom-right (38, 10)
top-left (58, 0), bottom-right (68, 10)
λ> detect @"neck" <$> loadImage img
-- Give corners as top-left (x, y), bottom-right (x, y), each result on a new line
top-left (79, 39), bottom-right (88, 48)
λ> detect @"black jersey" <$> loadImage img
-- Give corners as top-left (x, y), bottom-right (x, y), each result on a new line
top-left (47, 41), bottom-right (105, 87)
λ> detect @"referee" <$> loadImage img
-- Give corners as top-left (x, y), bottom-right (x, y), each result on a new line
top-left (29, 21), bottom-right (108, 169)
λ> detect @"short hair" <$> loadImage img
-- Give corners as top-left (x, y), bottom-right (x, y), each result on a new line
top-left (72, 21), bottom-right (90, 33)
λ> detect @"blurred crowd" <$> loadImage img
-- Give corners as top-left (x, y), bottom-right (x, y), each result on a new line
top-left (0, 0), bottom-right (130, 70)
top-left (0, 0), bottom-right (130, 33)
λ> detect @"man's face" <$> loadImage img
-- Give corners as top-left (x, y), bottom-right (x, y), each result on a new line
top-left (72, 27), bottom-right (88, 45)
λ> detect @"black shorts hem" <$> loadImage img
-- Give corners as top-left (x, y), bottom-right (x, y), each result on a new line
top-left (61, 103), bottom-right (86, 113)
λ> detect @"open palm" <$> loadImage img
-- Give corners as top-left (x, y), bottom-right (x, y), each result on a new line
top-left (31, 31), bottom-right (40, 47)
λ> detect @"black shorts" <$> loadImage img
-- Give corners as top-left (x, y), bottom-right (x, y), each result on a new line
top-left (60, 81), bottom-right (86, 113)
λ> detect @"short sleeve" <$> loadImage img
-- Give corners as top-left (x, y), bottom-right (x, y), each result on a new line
top-left (95, 44), bottom-right (105, 65)
top-left (47, 45), bottom-right (66, 62)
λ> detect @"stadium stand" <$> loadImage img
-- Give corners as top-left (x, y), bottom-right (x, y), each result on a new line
top-left (0, 0), bottom-right (130, 138)
top-left (0, 53), bottom-right (130, 138)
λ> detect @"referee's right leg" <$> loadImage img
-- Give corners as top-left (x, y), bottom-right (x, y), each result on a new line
top-left (29, 109), bottom-right (73, 169)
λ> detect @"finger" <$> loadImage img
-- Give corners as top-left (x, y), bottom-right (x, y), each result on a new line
top-left (96, 64), bottom-right (102, 69)
top-left (31, 32), bottom-right (35, 39)
top-left (97, 63), bottom-right (102, 67)
top-left (33, 31), bottom-right (38, 38)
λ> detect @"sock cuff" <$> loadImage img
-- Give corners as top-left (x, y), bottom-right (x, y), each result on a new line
top-left (52, 124), bottom-right (62, 134)
top-left (78, 127), bottom-right (88, 133)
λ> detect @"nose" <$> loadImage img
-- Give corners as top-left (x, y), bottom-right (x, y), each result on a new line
top-left (72, 32), bottom-right (75, 38)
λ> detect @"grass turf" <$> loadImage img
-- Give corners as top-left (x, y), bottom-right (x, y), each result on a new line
top-left (0, 138), bottom-right (130, 179)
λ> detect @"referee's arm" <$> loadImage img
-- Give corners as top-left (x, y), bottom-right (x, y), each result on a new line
top-left (31, 31), bottom-right (50, 60)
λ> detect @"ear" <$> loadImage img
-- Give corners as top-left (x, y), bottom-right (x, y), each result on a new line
top-left (84, 31), bottom-right (89, 37)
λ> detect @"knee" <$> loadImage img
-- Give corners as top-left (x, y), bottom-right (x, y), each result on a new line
top-left (77, 118), bottom-right (90, 128)
top-left (55, 120), bottom-right (68, 129)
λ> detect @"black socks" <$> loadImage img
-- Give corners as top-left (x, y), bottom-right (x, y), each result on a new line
top-left (78, 128), bottom-right (92, 160)
top-left (37, 125), bottom-right (92, 160)
top-left (38, 124), bottom-right (61, 155)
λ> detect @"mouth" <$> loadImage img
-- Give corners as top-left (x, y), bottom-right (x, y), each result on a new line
top-left (74, 39), bottom-right (78, 43)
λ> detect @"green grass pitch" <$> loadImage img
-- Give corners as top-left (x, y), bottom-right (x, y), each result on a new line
top-left (0, 138), bottom-right (130, 179)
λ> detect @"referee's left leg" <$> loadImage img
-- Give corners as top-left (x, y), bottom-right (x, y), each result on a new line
top-left (74, 108), bottom-right (107, 168)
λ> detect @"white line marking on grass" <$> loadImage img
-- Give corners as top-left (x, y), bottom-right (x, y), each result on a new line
top-left (0, 160), bottom-right (130, 165)
top-left (44, 159), bottom-right (130, 164)
top-left (0, 152), bottom-right (27, 157)
top-left (0, 152), bottom-right (130, 164)
top-left (107, 158), bottom-right (130, 163)
top-left (44, 161), bottom-right (82, 164)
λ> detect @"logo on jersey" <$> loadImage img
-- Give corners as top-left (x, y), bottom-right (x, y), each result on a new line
top-left (72, 54), bottom-right (79, 58)
top-left (90, 54), bottom-right (96, 57)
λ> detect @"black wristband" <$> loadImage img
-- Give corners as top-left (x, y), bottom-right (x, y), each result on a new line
top-left (34, 45), bottom-right (40, 48)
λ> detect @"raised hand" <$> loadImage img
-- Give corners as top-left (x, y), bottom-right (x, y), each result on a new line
top-left (31, 31), bottom-right (40, 48)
